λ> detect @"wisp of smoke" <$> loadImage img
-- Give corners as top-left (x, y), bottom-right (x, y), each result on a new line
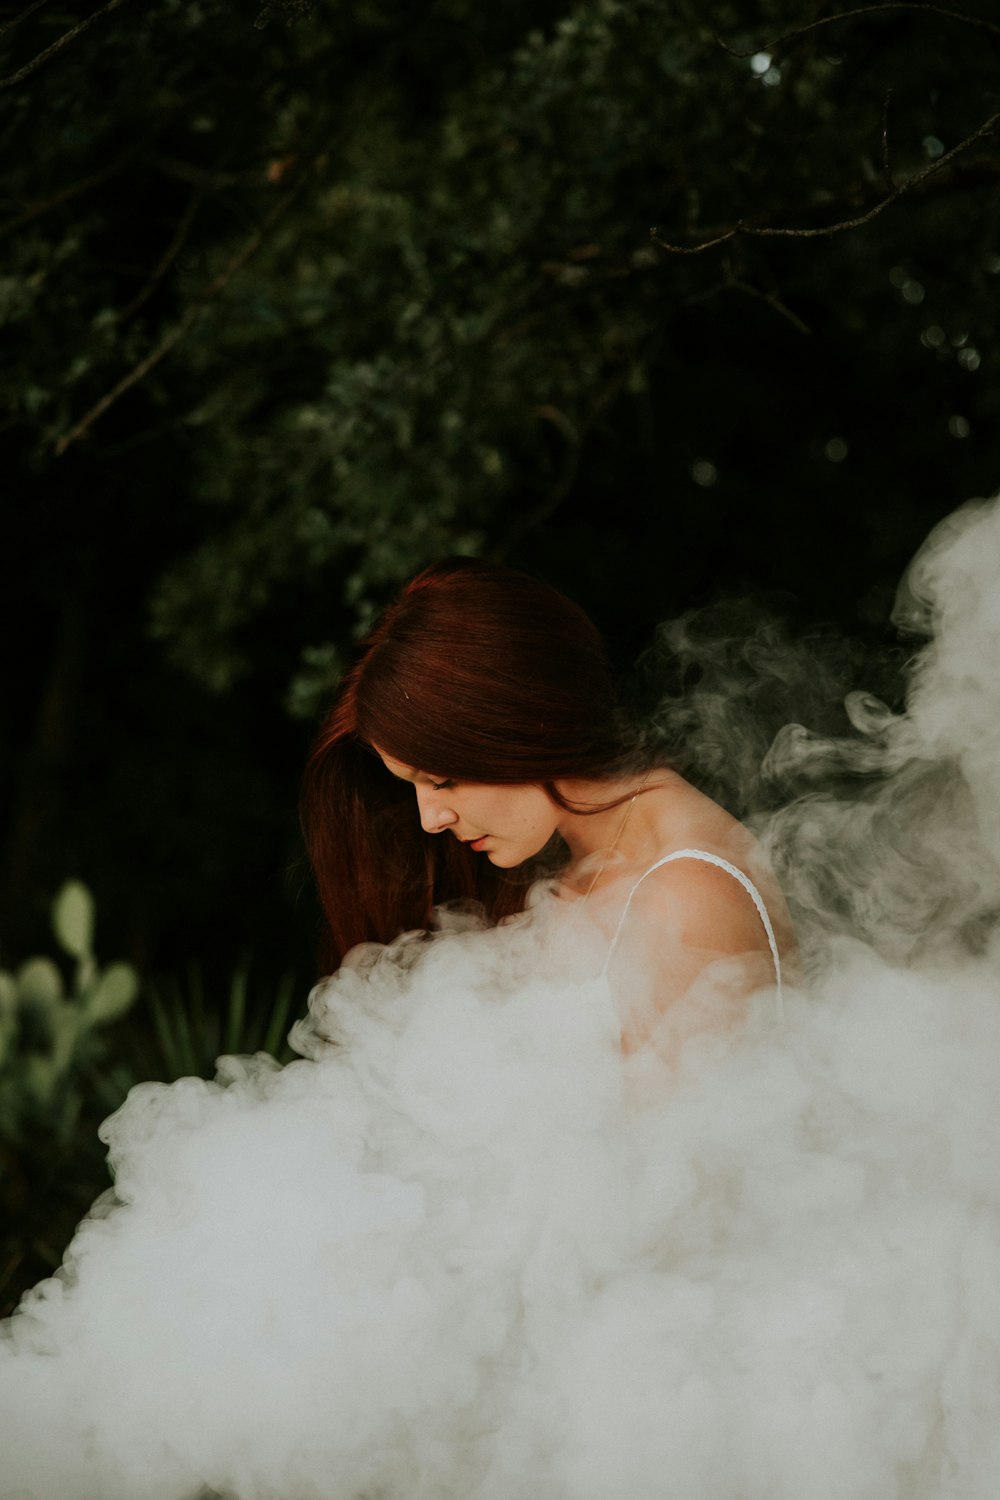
top-left (2, 498), bottom-right (1000, 1500)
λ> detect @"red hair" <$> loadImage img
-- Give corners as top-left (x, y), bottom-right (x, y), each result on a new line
top-left (301, 558), bottom-right (638, 971)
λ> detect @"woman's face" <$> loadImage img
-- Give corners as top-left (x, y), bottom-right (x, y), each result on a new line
top-left (373, 748), bottom-right (560, 867)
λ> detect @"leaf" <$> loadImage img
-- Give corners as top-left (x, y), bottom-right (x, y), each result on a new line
top-left (146, 977), bottom-right (206, 1079)
top-left (262, 973), bottom-right (296, 1059)
top-left (50, 1002), bottom-right (82, 1074)
top-left (0, 1015), bottom-right (15, 1068)
top-left (223, 968), bottom-right (248, 1055)
top-left (0, 970), bottom-right (17, 1016)
top-left (16, 957), bottom-right (64, 1010)
top-left (52, 882), bottom-right (95, 960)
top-left (24, 1054), bottom-right (58, 1106)
top-left (84, 963), bottom-right (139, 1027)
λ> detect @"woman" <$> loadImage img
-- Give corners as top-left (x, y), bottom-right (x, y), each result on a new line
top-left (301, 555), bottom-right (791, 1053)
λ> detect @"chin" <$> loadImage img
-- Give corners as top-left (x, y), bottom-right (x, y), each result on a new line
top-left (490, 840), bottom-right (550, 869)
top-left (485, 847), bottom-right (528, 869)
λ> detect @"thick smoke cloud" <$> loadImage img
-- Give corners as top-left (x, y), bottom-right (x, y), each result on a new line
top-left (2, 498), bottom-right (1000, 1500)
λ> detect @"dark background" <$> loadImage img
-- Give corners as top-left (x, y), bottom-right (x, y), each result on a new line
top-left (2, 0), bottom-right (998, 987)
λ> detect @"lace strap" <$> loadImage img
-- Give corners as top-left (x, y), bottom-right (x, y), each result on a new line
top-left (603, 849), bottom-right (783, 1014)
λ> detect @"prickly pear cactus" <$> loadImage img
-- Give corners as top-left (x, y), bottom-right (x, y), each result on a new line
top-left (0, 881), bottom-right (139, 1136)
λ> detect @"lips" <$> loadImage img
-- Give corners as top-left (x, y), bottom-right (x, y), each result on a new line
top-left (463, 836), bottom-right (489, 851)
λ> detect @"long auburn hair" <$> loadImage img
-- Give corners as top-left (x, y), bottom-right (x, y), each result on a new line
top-left (301, 557), bottom-right (641, 971)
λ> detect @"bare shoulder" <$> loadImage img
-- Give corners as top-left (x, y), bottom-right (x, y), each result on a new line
top-left (624, 854), bottom-right (776, 958)
top-left (625, 771), bottom-right (793, 959)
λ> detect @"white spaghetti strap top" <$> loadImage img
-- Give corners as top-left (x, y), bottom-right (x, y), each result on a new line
top-left (603, 849), bottom-right (783, 1016)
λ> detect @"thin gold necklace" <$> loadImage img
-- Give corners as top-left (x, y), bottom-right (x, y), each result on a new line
top-left (581, 772), bottom-right (652, 901)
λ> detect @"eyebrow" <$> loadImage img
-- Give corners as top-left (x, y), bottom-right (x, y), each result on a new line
top-left (385, 765), bottom-right (433, 785)
top-left (374, 749), bottom-right (444, 785)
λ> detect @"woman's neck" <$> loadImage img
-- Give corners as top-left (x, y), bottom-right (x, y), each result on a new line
top-left (553, 769), bottom-right (754, 904)
top-left (554, 770), bottom-right (678, 866)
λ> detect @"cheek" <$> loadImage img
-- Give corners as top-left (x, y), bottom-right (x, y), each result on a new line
top-left (520, 792), bottom-right (558, 835)
top-left (474, 791), bottom-right (551, 835)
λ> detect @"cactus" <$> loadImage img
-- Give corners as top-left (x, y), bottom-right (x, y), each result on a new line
top-left (0, 880), bottom-right (139, 1131)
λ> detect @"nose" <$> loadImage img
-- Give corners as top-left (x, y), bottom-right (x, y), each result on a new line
top-left (414, 783), bottom-right (457, 834)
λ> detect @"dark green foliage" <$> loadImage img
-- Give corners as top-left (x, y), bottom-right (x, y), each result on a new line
top-left (123, 962), bottom-right (298, 1083)
top-left (1, 0), bottom-right (998, 969)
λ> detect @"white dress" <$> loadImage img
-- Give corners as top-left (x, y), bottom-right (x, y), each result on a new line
top-left (1, 853), bottom-right (999, 1500)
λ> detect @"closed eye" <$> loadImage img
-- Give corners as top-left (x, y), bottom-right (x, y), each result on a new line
top-left (430, 779), bottom-right (455, 791)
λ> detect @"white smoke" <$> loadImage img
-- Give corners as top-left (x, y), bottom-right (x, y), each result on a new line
top-left (762, 498), bottom-right (1000, 967)
top-left (2, 498), bottom-right (1000, 1500)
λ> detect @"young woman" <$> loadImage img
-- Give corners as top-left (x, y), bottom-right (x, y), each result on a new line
top-left (301, 555), bottom-right (792, 1052)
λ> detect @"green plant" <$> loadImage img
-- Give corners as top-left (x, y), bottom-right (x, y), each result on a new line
top-left (124, 962), bottom-right (298, 1082)
top-left (0, 880), bottom-right (140, 1315)
top-left (0, 881), bottom-right (139, 1143)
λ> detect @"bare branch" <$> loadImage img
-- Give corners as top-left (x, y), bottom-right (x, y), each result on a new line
top-left (149, 155), bottom-right (257, 191)
top-left (0, 92), bottom-right (219, 240)
top-left (55, 234), bottom-right (260, 454)
top-left (0, 0), bottom-right (53, 42)
top-left (0, 0), bottom-right (132, 89)
top-left (53, 182), bottom-right (298, 456)
top-left (490, 406), bottom-right (582, 562)
top-left (715, 2), bottom-right (1000, 58)
top-left (651, 104), bottom-right (1000, 254)
top-left (881, 89), bottom-right (894, 192)
top-left (651, 223), bottom-right (741, 255)
top-left (0, 154), bottom-right (132, 239)
top-left (116, 191), bottom-right (204, 323)
top-left (492, 363), bottom-right (636, 561)
top-left (728, 277), bottom-right (813, 335)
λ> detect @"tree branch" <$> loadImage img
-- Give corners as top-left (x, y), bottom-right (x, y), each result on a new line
top-left (115, 190), bottom-right (204, 323)
top-left (728, 276), bottom-right (813, 335)
top-left (0, 0), bottom-right (53, 42)
top-left (715, 2), bottom-right (1000, 57)
top-left (0, 153), bottom-right (133, 239)
top-left (490, 405), bottom-right (582, 562)
top-left (149, 154), bottom-right (259, 191)
top-left (491, 363), bottom-right (635, 560)
top-left (0, 0), bottom-right (132, 89)
top-left (880, 88), bottom-right (894, 193)
top-left (651, 104), bottom-right (1000, 254)
top-left (53, 191), bottom-right (289, 455)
